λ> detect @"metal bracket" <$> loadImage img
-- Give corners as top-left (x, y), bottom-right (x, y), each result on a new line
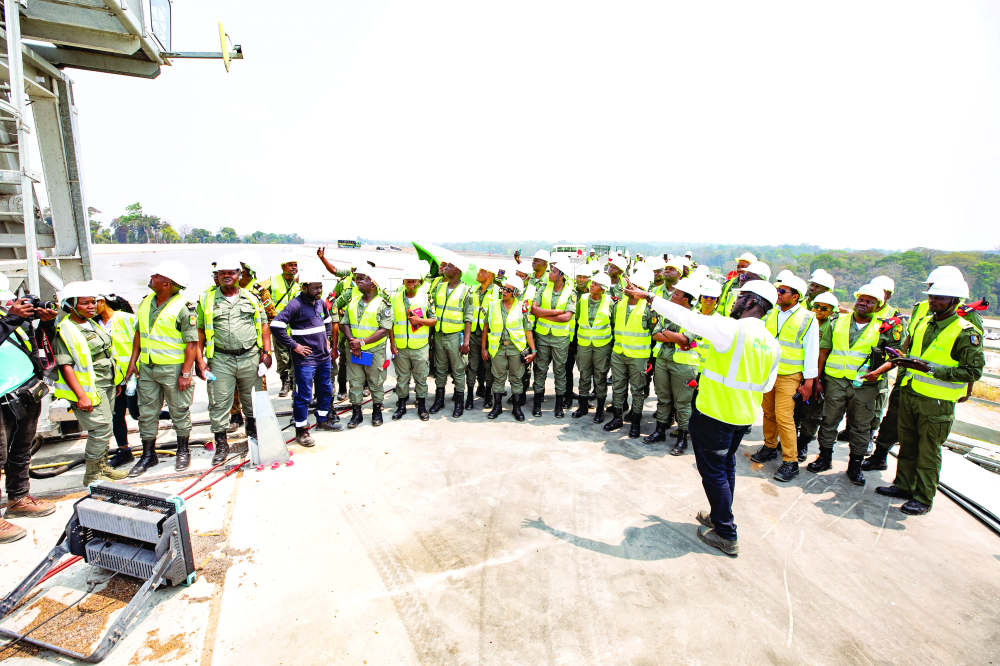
top-left (161, 45), bottom-right (242, 60)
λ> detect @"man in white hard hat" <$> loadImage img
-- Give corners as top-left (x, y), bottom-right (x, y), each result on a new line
top-left (804, 270), bottom-right (835, 309)
top-left (124, 261), bottom-right (199, 478)
top-left (807, 284), bottom-right (902, 486)
top-left (750, 275), bottom-right (819, 481)
top-left (195, 255), bottom-right (273, 467)
top-left (427, 256), bottom-right (475, 418)
top-left (529, 250), bottom-right (551, 290)
top-left (586, 249), bottom-right (599, 266)
top-left (625, 279), bottom-right (780, 557)
top-left (466, 260), bottom-right (502, 411)
top-left (876, 276), bottom-right (985, 516)
top-left (870, 275), bottom-right (899, 319)
top-left (389, 265), bottom-right (437, 421)
top-left (607, 254), bottom-right (629, 302)
top-left (572, 271), bottom-right (613, 423)
top-left (717, 252), bottom-right (757, 314)
top-left (340, 268), bottom-right (394, 428)
top-left (794, 292), bottom-right (838, 463)
top-left (226, 249), bottom-right (273, 435)
top-left (261, 251), bottom-right (301, 397)
top-left (646, 256), bottom-right (667, 298)
top-left (530, 260), bottom-right (578, 417)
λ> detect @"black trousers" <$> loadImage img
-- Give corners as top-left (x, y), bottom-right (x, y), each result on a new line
top-left (1, 398), bottom-right (41, 502)
top-left (689, 406), bottom-right (751, 542)
top-left (112, 390), bottom-right (140, 449)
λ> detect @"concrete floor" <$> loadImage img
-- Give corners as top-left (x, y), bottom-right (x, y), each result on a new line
top-left (3, 370), bottom-right (1000, 665)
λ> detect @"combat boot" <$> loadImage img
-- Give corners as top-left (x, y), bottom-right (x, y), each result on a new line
top-left (861, 446), bottom-right (889, 471)
top-left (532, 393), bottom-right (543, 418)
top-left (511, 394), bottom-right (525, 422)
top-left (279, 373), bottom-right (291, 398)
top-left (623, 401), bottom-right (633, 423)
top-left (593, 398), bottom-right (606, 424)
top-left (227, 411), bottom-right (243, 434)
top-left (796, 434), bottom-right (811, 462)
top-left (174, 435), bottom-right (191, 472)
top-left (316, 417), bottom-right (342, 432)
top-left (127, 439), bottom-right (159, 478)
top-left (392, 396), bottom-right (408, 421)
top-left (774, 460), bottom-right (799, 482)
top-left (245, 416), bottom-right (258, 440)
top-left (99, 453), bottom-right (128, 480)
top-left (807, 448), bottom-right (833, 473)
top-left (670, 430), bottom-right (689, 456)
top-left (83, 459), bottom-right (114, 486)
top-left (295, 426), bottom-right (316, 446)
top-left (846, 454), bottom-right (865, 486)
top-left (452, 392), bottom-right (464, 418)
top-left (108, 446), bottom-right (134, 468)
top-left (465, 389), bottom-right (474, 410)
top-left (837, 427), bottom-right (850, 442)
top-left (571, 397), bottom-right (589, 419)
top-left (476, 382), bottom-right (485, 398)
top-left (643, 421), bottom-right (668, 445)
top-left (347, 405), bottom-right (364, 428)
top-left (483, 392), bottom-right (494, 408)
top-left (554, 395), bottom-right (565, 418)
top-left (416, 397), bottom-right (430, 421)
top-left (750, 445), bottom-right (778, 463)
top-left (372, 403), bottom-right (383, 427)
top-left (628, 410), bottom-right (642, 439)
top-left (603, 408), bottom-right (623, 432)
top-left (488, 394), bottom-right (504, 419)
top-left (428, 387), bottom-right (446, 414)
top-left (212, 432), bottom-right (229, 464)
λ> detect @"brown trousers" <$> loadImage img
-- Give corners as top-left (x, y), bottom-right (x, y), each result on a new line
top-left (762, 372), bottom-right (803, 462)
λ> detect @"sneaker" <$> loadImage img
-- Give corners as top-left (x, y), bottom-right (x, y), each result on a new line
top-left (750, 445), bottom-right (778, 464)
top-left (697, 526), bottom-right (739, 556)
top-left (0, 518), bottom-right (27, 544)
top-left (4, 495), bottom-right (55, 519)
top-left (773, 461), bottom-right (799, 483)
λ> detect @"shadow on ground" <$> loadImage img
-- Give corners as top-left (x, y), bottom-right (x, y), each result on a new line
top-left (521, 514), bottom-right (721, 560)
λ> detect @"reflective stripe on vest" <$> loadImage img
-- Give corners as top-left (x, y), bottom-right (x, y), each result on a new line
top-left (54, 318), bottom-right (101, 406)
top-left (109, 311), bottom-right (137, 385)
top-left (434, 283), bottom-right (469, 334)
top-left (471, 284), bottom-right (500, 331)
top-left (764, 305), bottom-right (814, 375)
top-left (672, 328), bottom-right (701, 366)
top-left (137, 293), bottom-right (187, 365)
top-left (535, 282), bottom-right (573, 337)
top-left (349, 292), bottom-right (386, 351)
top-left (199, 287), bottom-right (263, 359)
top-left (15, 327), bottom-right (33, 353)
top-left (612, 300), bottom-right (651, 358)
top-left (392, 288), bottom-right (430, 350)
top-left (903, 315), bottom-right (970, 401)
top-left (270, 274), bottom-right (299, 313)
top-left (824, 315), bottom-right (879, 380)
top-left (576, 295), bottom-right (612, 347)
top-left (698, 320), bottom-right (779, 425)
top-left (875, 303), bottom-right (899, 320)
top-left (487, 300), bottom-right (526, 355)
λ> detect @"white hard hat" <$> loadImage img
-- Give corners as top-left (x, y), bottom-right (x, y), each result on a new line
top-left (0, 273), bottom-right (8, 293)
top-left (779, 275), bottom-right (808, 297)
top-left (695, 264), bottom-right (709, 275)
top-left (673, 277), bottom-right (702, 300)
top-left (923, 278), bottom-right (970, 299)
top-left (685, 251), bottom-right (693, 258)
top-left (744, 261), bottom-right (771, 281)
top-left (574, 263), bottom-right (593, 278)
top-left (735, 252), bottom-right (758, 264)
top-left (647, 256), bottom-right (666, 271)
top-left (154, 260), bottom-right (190, 288)
top-left (533, 249), bottom-right (551, 262)
top-left (740, 280), bottom-right (778, 306)
top-left (665, 258), bottom-right (685, 272)
top-left (624, 251), bottom-right (631, 259)
top-left (296, 271), bottom-right (325, 285)
top-left (0, 290), bottom-right (15, 303)
top-left (775, 269), bottom-right (794, 284)
top-left (809, 270), bottom-right (835, 290)
top-left (812, 292), bottom-right (839, 308)
top-left (59, 281), bottom-right (98, 303)
top-left (476, 260), bottom-right (498, 276)
top-left (666, 254), bottom-right (674, 260)
top-left (278, 251), bottom-right (298, 267)
top-left (610, 255), bottom-right (629, 272)
top-left (238, 250), bottom-right (263, 276)
top-left (548, 261), bottom-right (568, 277)
top-left (515, 261), bottom-right (532, 275)
top-left (402, 264), bottom-right (426, 281)
top-left (591, 272), bottom-right (612, 290)
top-left (678, 257), bottom-right (691, 269)
top-left (924, 265), bottom-right (963, 284)
top-left (628, 267), bottom-right (653, 291)
top-left (699, 281), bottom-right (722, 298)
top-left (215, 254), bottom-right (242, 272)
top-left (870, 275), bottom-right (895, 293)
top-left (87, 280), bottom-right (114, 299)
top-left (588, 248), bottom-right (596, 254)
top-left (854, 284), bottom-right (885, 305)
top-left (503, 275), bottom-right (524, 294)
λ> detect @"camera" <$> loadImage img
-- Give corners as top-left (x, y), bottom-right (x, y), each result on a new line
top-left (24, 295), bottom-right (58, 311)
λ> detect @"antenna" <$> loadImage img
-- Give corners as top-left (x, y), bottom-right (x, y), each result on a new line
top-left (220, 22), bottom-right (232, 72)
top-left (160, 22), bottom-right (244, 71)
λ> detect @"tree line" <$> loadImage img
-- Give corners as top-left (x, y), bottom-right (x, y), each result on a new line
top-left (84, 203), bottom-right (304, 246)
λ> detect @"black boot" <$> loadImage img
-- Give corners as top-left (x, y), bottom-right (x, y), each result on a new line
top-left (532, 393), bottom-right (543, 418)
top-left (483, 392), bottom-right (494, 408)
top-left (372, 403), bottom-right (383, 427)
top-left (416, 397), bottom-right (430, 421)
top-left (127, 439), bottom-right (159, 478)
top-left (392, 396), bottom-right (408, 421)
top-left (488, 394), bottom-right (504, 419)
top-left (846, 454), bottom-right (865, 486)
top-left (670, 430), bottom-right (689, 456)
top-left (347, 405), bottom-right (364, 428)
top-left (212, 431), bottom-right (229, 465)
top-left (512, 394), bottom-right (525, 421)
top-left (227, 410), bottom-right (243, 434)
top-left (452, 392), bottom-right (464, 418)
top-left (774, 460), bottom-right (799, 482)
top-left (465, 389), bottom-right (474, 410)
top-left (796, 434), bottom-right (810, 462)
top-left (279, 374), bottom-right (291, 398)
top-left (554, 395), bottom-right (565, 418)
top-left (476, 382), bottom-right (485, 398)
top-left (861, 446), bottom-right (889, 471)
top-left (623, 402), bottom-right (633, 423)
top-left (593, 398), bottom-right (606, 424)
top-left (109, 447), bottom-right (134, 468)
top-left (428, 387), bottom-right (446, 414)
top-left (643, 421), bottom-right (667, 445)
top-left (807, 448), bottom-right (833, 473)
top-left (750, 445), bottom-right (779, 463)
top-left (628, 410), bottom-right (642, 438)
top-left (603, 408), bottom-right (623, 432)
top-left (174, 436), bottom-right (191, 472)
top-left (837, 428), bottom-right (850, 442)
top-left (571, 397), bottom-right (589, 419)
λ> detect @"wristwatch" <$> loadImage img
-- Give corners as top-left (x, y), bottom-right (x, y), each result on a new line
top-left (181, 372), bottom-right (191, 378)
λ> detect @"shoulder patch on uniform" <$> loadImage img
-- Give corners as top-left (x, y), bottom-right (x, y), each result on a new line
top-left (189, 315), bottom-right (197, 326)
top-left (970, 333), bottom-right (981, 346)
top-left (186, 301), bottom-right (196, 311)
top-left (383, 306), bottom-right (392, 317)
top-left (650, 316), bottom-right (658, 326)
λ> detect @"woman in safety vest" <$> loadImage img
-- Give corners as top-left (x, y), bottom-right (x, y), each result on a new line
top-left (53, 282), bottom-right (128, 486)
top-left (481, 275), bottom-right (536, 422)
top-left (91, 283), bottom-right (140, 469)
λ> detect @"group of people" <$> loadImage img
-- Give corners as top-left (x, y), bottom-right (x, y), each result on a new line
top-left (0, 246), bottom-right (988, 557)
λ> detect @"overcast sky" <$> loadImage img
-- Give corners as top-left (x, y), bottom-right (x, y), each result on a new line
top-left (40, 1), bottom-right (1000, 251)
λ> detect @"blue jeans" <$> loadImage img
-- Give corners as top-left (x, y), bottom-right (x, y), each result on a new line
top-left (689, 407), bottom-right (751, 542)
top-left (293, 360), bottom-right (333, 427)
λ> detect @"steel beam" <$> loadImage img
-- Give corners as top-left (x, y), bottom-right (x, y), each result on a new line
top-left (19, 17), bottom-right (141, 55)
top-left (25, 44), bottom-right (160, 78)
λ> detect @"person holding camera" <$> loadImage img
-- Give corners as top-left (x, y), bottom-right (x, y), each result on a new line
top-left (481, 275), bottom-right (536, 421)
top-left (0, 283), bottom-right (59, 544)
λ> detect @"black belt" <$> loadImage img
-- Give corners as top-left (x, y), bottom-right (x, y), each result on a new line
top-left (216, 348), bottom-right (256, 356)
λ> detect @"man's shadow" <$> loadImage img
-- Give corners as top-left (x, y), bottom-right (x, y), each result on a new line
top-left (521, 514), bottom-right (720, 559)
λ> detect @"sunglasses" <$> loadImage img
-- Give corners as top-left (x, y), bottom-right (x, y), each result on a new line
top-left (701, 295), bottom-right (718, 301)
top-left (812, 305), bottom-right (832, 312)
top-left (776, 287), bottom-right (795, 296)
top-left (501, 287), bottom-right (517, 294)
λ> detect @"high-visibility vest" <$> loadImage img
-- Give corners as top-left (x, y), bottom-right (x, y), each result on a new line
top-left (137, 292), bottom-right (187, 365)
top-left (902, 315), bottom-right (972, 401)
top-left (718, 277), bottom-right (740, 316)
top-left (671, 329), bottom-right (702, 366)
top-left (824, 315), bottom-right (879, 380)
top-left (695, 311), bottom-right (722, 367)
top-left (199, 287), bottom-right (263, 359)
top-left (522, 282), bottom-right (538, 326)
top-left (486, 300), bottom-right (527, 355)
top-left (471, 283), bottom-right (500, 331)
top-left (348, 292), bottom-right (386, 351)
top-left (109, 311), bottom-right (137, 385)
top-left (270, 274), bottom-right (299, 314)
top-left (908, 301), bottom-right (929, 337)
top-left (433, 282), bottom-right (469, 334)
top-left (54, 318), bottom-right (101, 406)
top-left (392, 288), bottom-right (430, 350)
top-left (535, 282), bottom-right (573, 337)
top-left (612, 300), bottom-right (651, 358)
top-left (14, 326), bottom-right (33, 353)
top-left (576, 295), bottom-right (612, 347)
top-left (764, 305), bottom-right (815, 375)
top-left (698, 319), bottom-right (779, 425)
top-left (875, 302), bottom-right (899, 320)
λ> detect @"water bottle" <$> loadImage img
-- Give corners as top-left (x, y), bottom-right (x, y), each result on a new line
top-left (852, 361), bottom-right (869, 388)
top-left (205, 370), bottom-right (217, 382)
top-left (125, 375), bottom-right (138, 396)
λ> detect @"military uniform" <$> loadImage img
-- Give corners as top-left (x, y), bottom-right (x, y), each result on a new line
top-left (392, 287), bottom-right (435, 402)
top-left (651, 319), bottom-right (699, 430)
top-left (431, 280), bottom-right (475, 396)
top-left (531, 282), bottom-right (577, 402)
top-left (487, 300), bottom-right (534, 395)
top-left (467, 282), bottom-right (500, 402)
top-left (346, 293), bottom-right (393, 406)
top-left (575, 294), bottom-right (613, 405)
top-left (229, 280), bottom-right (270, 424)
top-left (610, 299), bottom-right (656, 418)
top-left (53, 320), bottom-right (116, 466)
top-left (795, 317), bottom-right (834, 445)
